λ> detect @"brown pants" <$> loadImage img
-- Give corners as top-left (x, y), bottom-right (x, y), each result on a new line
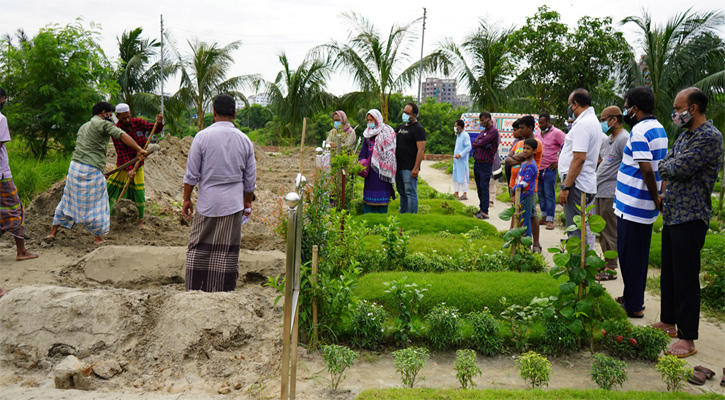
top-left (594, 197), bottom-right (618, 268)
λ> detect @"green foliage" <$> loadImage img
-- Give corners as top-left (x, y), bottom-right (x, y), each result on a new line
top-left (392, 347), bottom-right (430, 388)
top-left (601, 320), bottom-right (670, 361)
top-left (591, 353), bottom-right (628, 390)
top-left (1, 20), bottom-right (117, 158)
top-left (321, 344), bottom-right (357, 391)
top-left (500, 296), bottom-right (555, 351)
top-left (466, 310), bottom-right (504, 356)
top-left (454, 349), bottom-right (482, 389)
top-left (656, 355), bottom-right (693, 392)
top-left (357, 388), bottom-right (725, 399)
top-left (383, 277), bottom-right (430, 344)
top-left (235, 104), bottom-right (274, 130)
top-left (425, 304), bottom-right (460, 351)
top-left (6, 140), bottom-right (71, 204)
top-left (516, 351), bottom-right (551, 388)
top-left (418, 100), bottom-right (470, 154)
top-left (349, 301), bottom-right (386, 349)
top-left (356, 271), bottom-right (626, 319)
top-left (418, 204), bottom-right (431, 214)
top-left (538, 313), bottom-right (579, 356)
top-left (440, 201), bottom-right (456, 215)
top-left (355, 212), bottom-right (498, 236)
top-left (462, 206), bottom-right (480, 217)
top-left (701, 243), bottom-right (725, 312)
top-left (380, 216), bottom-right (409, 270)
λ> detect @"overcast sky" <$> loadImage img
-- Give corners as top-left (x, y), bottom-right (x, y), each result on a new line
top-left (1, 0), bottom-right (723, 98)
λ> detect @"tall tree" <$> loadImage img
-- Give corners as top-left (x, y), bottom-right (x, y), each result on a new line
top-left (0, 20), bottom-right (116, 158)
top-left (623, 9), bottom-right (725, 139)
top-left (315, 12), bottom-right (428, 123)
top-left (259, 53), bottom-right (333, 140)
top-left (172, 39), bottom-right (253, 131)
top-left (430, 19), bottom-right (515, 112)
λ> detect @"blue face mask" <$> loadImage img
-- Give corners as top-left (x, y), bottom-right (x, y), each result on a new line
top-left (402, 113), bottom-right (410, 123)
top-left (334, 121), bottom-right (341, 129)
top-left (367, 122), bottom-right (376, 130)
top-left (600, 121), bottom-right (611, 134)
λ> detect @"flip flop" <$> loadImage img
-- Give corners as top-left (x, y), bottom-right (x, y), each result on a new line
top-left (546, 222), bottom-right (555, 230)
top-left (665, 349), bottom-right (697, 358)
top-left (596, 270), bottom-right (617, 281)
top-left (721, 368), bottom-right (724, 387)
top-left (615, 297), bottom-right (645, 310)
top-left (694, 366), bottom-right (716, 380)
top-left (650, 324), bottom-right (678, 338)
top-left (688, 371), bottom-right (707, 386)
top-left (458, 195), bottom-right (468, 200)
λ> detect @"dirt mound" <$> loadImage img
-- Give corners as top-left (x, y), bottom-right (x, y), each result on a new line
top-left (0, 285), bottom-right (282, 394)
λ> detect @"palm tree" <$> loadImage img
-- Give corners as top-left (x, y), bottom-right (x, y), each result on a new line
top-left (429, 19), bottom-right (515, 112)
top-left (260, 53), bottom-right (333, 139)
top-left (622, 8), bottom-right (725, 138)
top-left (173, 39), bottom-right (254, 131)
top-left (114, 27), bottom-right (176, 116)
top-left (314, 12), bottom-right (428, 122)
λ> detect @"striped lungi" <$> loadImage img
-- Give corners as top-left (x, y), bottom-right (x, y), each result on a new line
top-left (52, 161), bottom-right (111, 237)
top-left (0, 178), bottom-right (25, 239)
top-left (107, 167), bottom-right (145, 219)
top-left (185, 210), bottom-right (243, 292)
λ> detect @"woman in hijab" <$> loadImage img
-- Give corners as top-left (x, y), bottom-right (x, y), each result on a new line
top-left (452, 119), bottom-right (471, 200)
top-left (326, 110), bottom-right (356, 151)
top-left (358, 109), bottom-right (396, 214)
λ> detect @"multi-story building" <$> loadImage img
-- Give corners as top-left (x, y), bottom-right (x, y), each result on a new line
top-left (247, 93), bottom-right (271, 107)
top-left (422, 78), bottom-right (457, 104)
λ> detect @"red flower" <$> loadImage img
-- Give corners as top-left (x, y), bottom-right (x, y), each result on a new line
top-left (629, 338), bottom-right (637, 346)
top-left (601, 329), bottom-right (607, 336)
top-left (616, 335), bottom-right (623, 343)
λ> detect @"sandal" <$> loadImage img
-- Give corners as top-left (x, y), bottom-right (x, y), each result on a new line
top-left (545, 221), bottom-right (555, 230)
top-left (596, 269), bottom-right (617, 281)
top-left (721, 368), bottom-right (725, 387)
top-left (688, 371), bottom-right (707, 386)
top-left (458, 195), bottom-right (468, 200)
top-left (694, 366), bottom-right (716, 380)
top-left (615, 296), bottom-right (645, 311)
top-left (664, 348), bottom-right (698, 358)
top-left (532, 244), bottom-right (542, 254)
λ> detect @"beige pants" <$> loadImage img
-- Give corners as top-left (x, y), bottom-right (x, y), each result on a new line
top-left (594, 197), bottom-right (618, 268)
top-left (489, 180), bottom-right (497, 203)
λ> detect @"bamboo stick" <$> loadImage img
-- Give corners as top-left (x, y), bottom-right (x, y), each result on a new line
top-left (114, 121), bottom-right (158, 205)
top-left (298, 118), bottom-right (307, 175)
top-left (311, 245), bottom-right (319, 350)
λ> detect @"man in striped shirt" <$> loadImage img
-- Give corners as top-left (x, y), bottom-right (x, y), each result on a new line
top-left (614, 86), bottom-right (668, 318)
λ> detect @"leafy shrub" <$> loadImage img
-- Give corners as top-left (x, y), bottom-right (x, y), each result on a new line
top-left (349, 301), bottom-right (386, 349)
top-left (601, 320), bottom-right (669, 361)
top-left (454, 349), bottom-right (482, 389)
top-left (355, 213), bottom-right (498, 236)
top-left (403, 252), bottom-right (457, 273)
top-left (462, 205), bottom-right (480, 217)
top-left (350, 198), bottom-right (364, 216)
top-left (426, 304), bottom-right (460, 350)
top-left (440, 201), bottom-right (457, 214)
top-left (701, 245), bottom-right (725, 312)
top-left (418, 204), bottom-right (431, 214)
top-left (393, 347), bottom-right (430, 388)
top-left (656, 354), bottom-right (692, 392)
top-left (322, 344), bottom-right (358, 390)
top-left (466, 310), bottom-right (504, 356)
top-left (356, 250), bottom-right (386, 273)
top-left (381, 216), bottom-right (409, 271)
top-left (500, 296), bottom-right (553, 351)
top-left (383, 277), bottom-right (430, 343)
top-left (630, 326), bottom-right (671, 361)
top-left (591, 353), bottom-right (628, 390)
top-left (516, 351), bottom-right (551, 388)
top-left (538, 313), bottom-right (578, 356)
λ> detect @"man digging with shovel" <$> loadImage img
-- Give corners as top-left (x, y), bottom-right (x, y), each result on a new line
top-left (106, 103), bottom-right (163, 229)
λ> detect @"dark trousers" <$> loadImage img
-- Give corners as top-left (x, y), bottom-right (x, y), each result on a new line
top-left (661, 220), bottom-right (708, 340)
top-left (473, 161), bottom-right (492, 214)
top-left (617, 216), bottom-right (652, 314)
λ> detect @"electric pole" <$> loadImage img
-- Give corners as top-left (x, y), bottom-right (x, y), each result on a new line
top-left (160, 15), bottom-right (165, 124)
top-left (417, 8), bottom-right (427, 105)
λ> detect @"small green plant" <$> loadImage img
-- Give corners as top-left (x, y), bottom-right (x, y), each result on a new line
top-left (462, 205), bottom-right (480, 217)
top-left (383, 277), bottom-right (430, 343)
top-left (499, 296), bottom-right (550, 351)
top-left (425, 304), bottom-right (460, 350)
top-left (454, 349), bottom-right (482, 389)
top-left (440, 201), bottom-right (456, 214)
top-left (381, 216), bottom-right (409, 270)
top-left (656, 354), bottom-right (693, 392)
top-left (591, 353), bottom-right (628, 390)
top-left (349, 301), bottom-right (386, 349)
top-left (601, 320), bottom-right (669, 361)
top-left (392, 347), bottom-right (430, 388)
top-left (321, 344), bottom-right (358, 391)
top-left (516, 351), bottom-right (551, 388)
top-left (467, 309), bottom-right (504, 356)
top-left (418, 204), bottom-right (431, 214)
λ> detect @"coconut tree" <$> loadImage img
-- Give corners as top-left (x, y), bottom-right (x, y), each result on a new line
top-left (622, 8), bottom-right (725, 139)
top-left (259, 53), bottom-right (333, 140)
top-left (114, 28), bottom-right (167, 116)
top-left (172, 39), bottom-right (255, 131)
top-left (429, 19), bottom-right (515, 112)
top-left (315, 12), bottom-right (431, 123)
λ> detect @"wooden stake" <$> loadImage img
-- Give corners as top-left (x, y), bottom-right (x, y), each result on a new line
top-left (289, 302), bottom-right (300, 400)
top-left (311, 245), bottom-right (319, 350)
top-left (299, 118), bottom-right (307, 175)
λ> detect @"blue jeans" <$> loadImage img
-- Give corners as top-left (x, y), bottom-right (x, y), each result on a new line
top-left (521, 195), bottom-right (534, 237)
top-left (473, 161), bottom-right (492, 214)
top-left (395, 169), bottom-right (418, 214)
top-left (538, 169), bottom-right (557, 222)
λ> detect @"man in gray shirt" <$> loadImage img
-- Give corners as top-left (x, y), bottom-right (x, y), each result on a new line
top-left (594, 106), bottom-right (628, 280)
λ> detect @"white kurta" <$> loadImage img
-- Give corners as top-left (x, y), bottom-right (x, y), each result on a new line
top-left (452, 132), bottom-right (471, 183)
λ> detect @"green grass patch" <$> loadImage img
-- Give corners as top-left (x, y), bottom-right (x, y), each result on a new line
top-left (6, 139), bottom-right (71, 204)
top-left (649, 232), bottom-right (725, 268)
top-left (355, 213), bottom-right (498, 236)
top-left (354, 271), bottom-right (626, 319)
top-left (357, 388), bottom-right (725, 400)
top-left (360, 234), bottom-right (504, 257)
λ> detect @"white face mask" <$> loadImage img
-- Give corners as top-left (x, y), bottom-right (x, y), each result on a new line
top-left (454, 127), bottom-right (459, 134)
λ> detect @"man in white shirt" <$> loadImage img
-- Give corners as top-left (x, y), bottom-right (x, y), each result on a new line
top-left (558, 88), bottom-right (600, 247)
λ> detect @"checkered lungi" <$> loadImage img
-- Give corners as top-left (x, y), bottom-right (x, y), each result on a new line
top-left (107, 167), bottom-right (146, 219)
top-left (52, 161), bottom-right (111, 236)
top-left (0, 178), bottom-right (25, 239)
top-left (185, 210), bottom-right (243, 292)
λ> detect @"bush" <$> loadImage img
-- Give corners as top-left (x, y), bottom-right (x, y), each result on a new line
top-left (356, 271), bottom-right (627, 319)
top-left (349, 301), bottom-right (386, 349)
top-left (384, 276), bottom-right (430, 344)
top-left (516, 351), bottom-right (551, 388)
top-left (426, 304), bottom-right (461, 350)
top-left (454, 349), bottom-right (482, 389)
top-left (656, 355), bottom-right (692, 392)
top-left (462, 205), bottom-right (480, 217)
top-left (393, 347), bottom-right (430, 388)
top-left (601, 320), bottom-right (669, 361)
top-left (591, 353), bottom-right (628, 390)
top-left (355, 213), bottom-right (498, 236)
top-left (538, 314), bottom-right (578, 356)
top-left (418, 204), bottom-right (431, 214)
top-left (404, 252), bottom-right (457, 273)
top-left (7, 140), bottom-right (71, 205)
top-left (466, 310), bottom-right (505, 356)
top-left (321, 344), bottom-right (358, 391)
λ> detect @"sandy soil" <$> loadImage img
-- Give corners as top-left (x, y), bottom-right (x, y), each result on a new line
top-left (0, 149), bottom-right (722, 399)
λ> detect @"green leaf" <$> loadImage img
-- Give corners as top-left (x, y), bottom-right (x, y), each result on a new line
top-left (586, 256), bottom-right (605, 271)
top-left (566, 236), bottom-right (582, 255)
top-left (588, 214), bottom-right (606, 233)
top-left (559, 281), bottom-right (577, 295)
top-left (560, 306), bottom-right (575, 319)
top-left (589, 282), bottom-right (605, 297)
top-left (503, 227), bottom-right (527, 241)
top-left (573, 215), bottom-right (582, 228)
top-left (575, 299), bottom-right (593, 316)
top-left (570, 267), bottom-right (586, 284)
top-left (568, 319), bottom-right (584, 334)
top-left (553, 253), bottom-right (571, 267)
top-left (565, 224), bottom-right (579, 232)
top-left (547, 247), bottom-right (561, 254)
top-left (603, 250), bottom-right (618, 259)
top-left (521, 237), bottom-right (533, 247)
top-left (585, 204), bottom-right (596, 213)
top-left (498, 206), bottom-right (515, 221)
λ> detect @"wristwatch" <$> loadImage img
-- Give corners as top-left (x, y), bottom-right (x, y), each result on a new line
top-left (560, 182), bottom-right (574, 191)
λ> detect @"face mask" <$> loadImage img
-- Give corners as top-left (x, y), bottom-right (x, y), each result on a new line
top-left (600, 121), bottom-right (611, 134)
top-left (623, 107), bottom-right (636, 127)
top-left (454, 127), bottom-right (459, 134)
top-left (402, 113), bottom-right (410, 123)
top-left (671, 109), bottom-right (693, 128)
top-left (367, 122), bottom-right (376, 130)
top-left (541, 126), bottom-right (550, 133)
top-left (566, 105), bottom-right (575, 120)
top-left (104, 113), bottom-right (113, 122)
top-left (334, 121), bottom-right (341, 129)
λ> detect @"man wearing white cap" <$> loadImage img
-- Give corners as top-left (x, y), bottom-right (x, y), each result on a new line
top-left (106, 103), bottom-right (163, 229)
